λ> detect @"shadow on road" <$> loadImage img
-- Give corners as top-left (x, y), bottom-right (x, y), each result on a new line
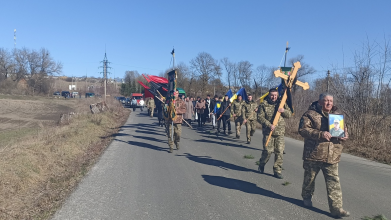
top-left (177, 153), bottom-right (259, 173)
top-left (195, 138), bottom-right (261, 151)
top-left (202, 175), bottom-right (331, 217)
top-left (134, 130), bottom-right (166, 137)
top-left (132, 135), bottom-right (167, 144)
top-left (116, 139), bottom-right (170, 153)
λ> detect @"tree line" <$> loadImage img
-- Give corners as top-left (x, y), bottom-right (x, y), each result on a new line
top-left (0, 47), bottom-right (62, 95)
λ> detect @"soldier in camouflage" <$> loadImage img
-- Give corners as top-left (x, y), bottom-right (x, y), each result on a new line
top-left (298, 93), bottom-right (350, 218)
top-left (242, 94), bottom-right (258, 143)
top-left (166, 90), bottom-right (187, 153)
top-left (147, 98), bottom-right (155, 117)
top-left (257, 88), bottom-right (292, 179)
top-left (232, 94), bottom-right (244, 139)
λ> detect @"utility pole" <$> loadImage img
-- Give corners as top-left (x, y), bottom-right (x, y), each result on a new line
top-left (327, 70), bottom-right (330, 92)
top-left (99, 51), bottom-right (111, 101)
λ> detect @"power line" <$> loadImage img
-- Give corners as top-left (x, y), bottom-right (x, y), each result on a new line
top-left (99, 50), bottom-right (111, 101)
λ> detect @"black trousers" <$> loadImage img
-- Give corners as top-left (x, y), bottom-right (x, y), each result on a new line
top-left (222, 115), bottom-right (231, 131)
top-left (216, 114), bottom-right (222, 131)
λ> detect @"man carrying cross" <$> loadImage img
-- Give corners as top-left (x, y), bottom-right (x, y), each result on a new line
top-left (257, 88), bottom-right (292, 178)
top-left (257, 61), bottom-right (308, 179)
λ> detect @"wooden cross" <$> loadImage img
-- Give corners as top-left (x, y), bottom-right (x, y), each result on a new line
top-left (265, 61), bottom-right (310, 146)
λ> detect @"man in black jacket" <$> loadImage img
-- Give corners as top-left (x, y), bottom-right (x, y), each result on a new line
top-left (209, 95), bottom-right (218, 129)
top-left (219, 95), bottom-right (232, 135)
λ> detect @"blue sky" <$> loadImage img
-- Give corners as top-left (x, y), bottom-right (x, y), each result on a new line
top-left (1, 0), bottom-right (390, 83)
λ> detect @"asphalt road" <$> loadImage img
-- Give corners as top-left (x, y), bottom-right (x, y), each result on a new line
top-left (53, 110), bottom-right (391, 220)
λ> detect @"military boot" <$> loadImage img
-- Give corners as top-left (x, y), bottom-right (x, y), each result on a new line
top-left (169, 146), bottom-right (173, 153)
top-left (258, 163), bottom-right (265, 174)
top-left (228, 130), bottom-right (233, 135)
top-left (303, 199), bottom-right (312, 207)
top-left (236, 135), bottom-right (240, 139)
top-left (331, 208), bottom-right (350, 218)
top-left (175, 142), bottom-right (180, 150)
top-left (274, 172), bottom-right (283, 179)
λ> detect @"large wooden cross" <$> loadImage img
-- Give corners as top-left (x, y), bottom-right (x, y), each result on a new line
top-left (265, 61), bottom-right (310, 146)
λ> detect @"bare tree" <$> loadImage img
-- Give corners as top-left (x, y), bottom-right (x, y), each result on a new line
top-left (288, 55), bottom-right (316, 79)
top-left (0, 48), bottom-right (14, 80)
top-left (221, 57), bottom-right (237, 90)
top-left (237, 60), bottom-right (253, 91)
top-left (254, 64), bottom-right (269, 97)
top-left (190, 52), bottom-right (220, 94)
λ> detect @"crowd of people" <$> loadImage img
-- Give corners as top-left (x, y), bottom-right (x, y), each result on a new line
top-left (138, 89), bottom-right (350, 218)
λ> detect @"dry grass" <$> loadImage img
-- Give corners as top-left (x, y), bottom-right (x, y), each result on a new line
top-left (0, 97), bottom-right (130, 219)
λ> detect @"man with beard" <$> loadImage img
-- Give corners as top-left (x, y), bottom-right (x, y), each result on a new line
top-left (257, 88), bottom-right (292, 179)
top-left (298, 93), bottom-right (350, 218)
top-left (242, 94), bottom-right (258, 143)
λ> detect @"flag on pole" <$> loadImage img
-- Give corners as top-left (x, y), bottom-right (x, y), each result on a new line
top-left (214, 101), bottom-right (221, 114)
top-left (226, 89), bottom-right (233, 100)
top-left (230, 88), bottom-right (248, 102)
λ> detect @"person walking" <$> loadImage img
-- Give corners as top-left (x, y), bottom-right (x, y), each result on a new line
top-left (156, 98), bottom-right (164, 127)
top-left (204, 95), bottom-right (211, 125)
top-left (242, 94), bottom-right (258, 143)
top-left (194, 97), bottom-right (200, 122)
top-left (195, 98), bottom-right (205, 127)
top-left (139, 98), bottom-right (144, 111)
top-left (298, 93), bottom-right (350, 218)
top-left (183, 97), bottom-right (194, 127)
top-left (257, 88), bottom-right (292, 179)
top-left (209, 95), bottom-right (218, 129)
top-left (131, 97), bottom-right (137, 112)
top-left (148, 97), bottom-right (155, 117)
top-left (219, 95), bottom-right (232, 135)
top-left (232, 94), bottom-right (244, 139)
top-left (166, 90), bottom-right (187, 153)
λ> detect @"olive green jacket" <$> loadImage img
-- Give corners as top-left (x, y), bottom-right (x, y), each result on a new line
top-left (257, 99), bottom-right (292, 136)
top-left (242, 100), bottom-right (258, 121)
top-left (147, 98), bottom-right (155, 108)
top-left (232, 100), bottom-right (244, 117)
top-left (298, 101), bottom-right (345, 164)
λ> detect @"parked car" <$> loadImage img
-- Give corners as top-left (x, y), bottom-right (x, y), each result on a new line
top-left (72, 91), bottom-right (79, 98)
top-left (117, 96), bottom-right (126, 104)
top-left (125, 98), bottom-right (131, 106)
top-left (85, 92), bottom-right (95, 98)
top-left (53, 91), bottom-right (61, 96)
top-left (61, 91), bottom-right (70, 98)
top-left (131, 93), bottom-right (144, 110)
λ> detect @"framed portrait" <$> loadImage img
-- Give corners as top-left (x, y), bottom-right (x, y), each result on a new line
top-left (329, 114), bottom-right (345, 138)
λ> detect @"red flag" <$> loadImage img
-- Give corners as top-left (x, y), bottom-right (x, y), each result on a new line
top-left (142, 74), bottom-right (151, 83)
top-left (148, 75), bottom-right (168, 84)
top-left (137, 81), bottom-right (150, 89)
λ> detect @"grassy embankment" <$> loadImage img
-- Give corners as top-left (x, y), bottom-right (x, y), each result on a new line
top-left (0, 96), bottom-right (130, 219)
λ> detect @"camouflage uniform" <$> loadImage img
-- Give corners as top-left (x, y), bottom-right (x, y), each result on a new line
top-left (257, 98), bottom-right (292, 174)
top-left (148, 98), bottom-right (155, 117)
top-left (232, 99), bottom-right (244, 138)
top-left (298, 101), bottom-right (346, 214)
top-left (166, 98), bottom-right (186, 152)
top-left (241, 100), bottom-right (258, 142)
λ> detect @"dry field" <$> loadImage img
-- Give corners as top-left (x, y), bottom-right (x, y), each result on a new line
top-left (0, 95), bottom-right (130, 219)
